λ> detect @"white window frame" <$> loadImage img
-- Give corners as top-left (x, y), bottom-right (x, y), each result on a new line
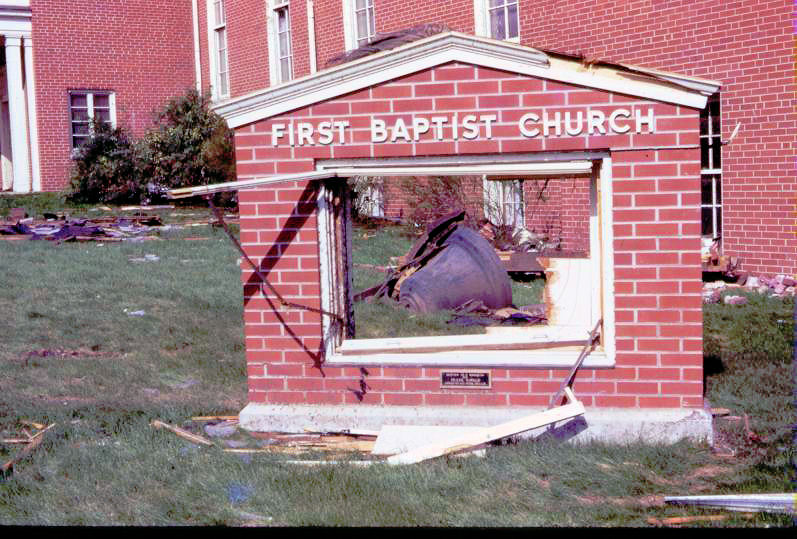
top-left (68, 91), bottom-right (116, 150)
top-left (315, 155), bottom-right (616, 369)
top-left (474, 0), bottom-right (520, 43)
top-left (267, 0), bottom-right (294, 85)
top-left (342, 0), bottom-right (376, 52)
top-left (207, 0), bottom-right (230, 100)
top-left (700, 94), bottom-right (721, 240)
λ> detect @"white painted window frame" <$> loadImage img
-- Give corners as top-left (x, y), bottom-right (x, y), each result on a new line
top-left (473, 0), bottom-right (520, 43)
top-left (316, 155), bottom-right (616, 369)
top-left (68, 90), bottom-right (117, 150)
top-left (700, 94), bottom-right (721, 240)
top-left (267, 0), bottom-right (294, 85)
top-left (342, 0), bottom-right (376, 52)
top-left (207, 0), bottom-right (230, 100)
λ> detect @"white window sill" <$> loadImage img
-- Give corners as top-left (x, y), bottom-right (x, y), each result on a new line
top-left (324, 348), bottom-right (614, 368)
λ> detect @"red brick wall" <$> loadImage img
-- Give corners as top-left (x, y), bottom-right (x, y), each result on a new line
top-left (226, 0), bottom-right (269, 97)
top-left (31, 0), bottom-right (197, 191)
top-left (235, 62), bottom-right (703, 409)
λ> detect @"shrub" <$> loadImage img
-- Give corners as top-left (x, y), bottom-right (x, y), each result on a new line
top-left (68, 120), bottom-right (143, 204)
top-left (142, 89), bottom-right (236, 191)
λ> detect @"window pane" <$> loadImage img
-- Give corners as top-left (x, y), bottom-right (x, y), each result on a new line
top-left (93, 94), bottom-right (109, 108)
top-left (278, 9), bottom-right (288, 32)
top-left (490, 9), bottom-right (506, 40)
top-left (219, 74), bottom-right (228, 96)
top-left (218, 51), bottom-right (228, 73)
top-left (72, 122), bottom-right (90, 136)
top-left (701, 176), bottom-right (713, 205)
top-left (215, 0), bottom-right (224, 25)
top-left (71, 109), bottom-right (89, 122)
top-left (94, 110), bottom-right (111, 123)
top-left (715, 207), bottom-right (722, 236)
top-left (72, 135), bottom-right (89, 148)
top-left (216, 28), bottom-right (226, 49)
top-left (356, 10), bottom-right (368, 40)
top-left (278, 32), bottom-right (289, 55)
top-left (368, 8), bottom-right (376, 36)
top-left (280, 58), bottom-right (291, 82)
top-left (70, 94), bottom-right (87, 108)
top-left (507, 4), bottom-right (518, 38)
top-left (711, 137), bottom-right (721, 169)
top-left (356, 0), bottom-right (366, 9)
top-left (709, 98), bottom-right (720, 133)
top-left (700, 139), bottom-right (709, 169)
top-left (701, 207), bottom-right (713, 237)
top-left (714, 176), bottom-right (721, 204)
top-left (489, 0), bottom-right (504, 7)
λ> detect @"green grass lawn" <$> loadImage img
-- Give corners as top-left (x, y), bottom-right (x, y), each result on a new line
top-left (0, 202), bottom-right (793, 526)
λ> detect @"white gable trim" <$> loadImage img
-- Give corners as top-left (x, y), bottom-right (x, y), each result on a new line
top-left (216, 32), bottom-right (718, 129)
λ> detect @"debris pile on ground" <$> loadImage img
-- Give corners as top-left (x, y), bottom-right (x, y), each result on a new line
top-left (0, 209), bottom-right (163, 242)
top-left (0, 206), bottom-right (239, 243)
top-left (703, 273), bottom-right (796, 303)
top-left (355, 210), bottom-right (513, 314)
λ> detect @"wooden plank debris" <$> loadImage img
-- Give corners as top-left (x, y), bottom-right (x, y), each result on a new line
top-left (387, 387), bottom-right (585, 465)
top-left (1, 423), bottom-right (55, 476)
top-left (190, 415), bottom-right (239, 422)
top-left (150, 420), bottom-right (214, 446)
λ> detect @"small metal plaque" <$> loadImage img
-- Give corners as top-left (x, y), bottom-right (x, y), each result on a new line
top-left (441, 370), bottom-right (491, 389)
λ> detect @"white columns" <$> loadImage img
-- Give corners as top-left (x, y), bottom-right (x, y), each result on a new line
top-left (23, 36), bottom-right (39, 192)
top-left (5, 35), bottom-right (30, 193)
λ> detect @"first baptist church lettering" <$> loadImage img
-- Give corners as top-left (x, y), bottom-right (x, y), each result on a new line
top-left (269, 108), bottom-right (656, 146)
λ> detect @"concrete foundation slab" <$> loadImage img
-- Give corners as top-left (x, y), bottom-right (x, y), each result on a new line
top-left (239, 403), bottom-right (713, 446)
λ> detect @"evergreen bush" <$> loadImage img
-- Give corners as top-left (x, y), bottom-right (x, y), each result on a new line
top-left (68, 120), bottom-right (142, 204)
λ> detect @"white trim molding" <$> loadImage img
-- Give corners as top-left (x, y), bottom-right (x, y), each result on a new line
top-left (315, 155), bottom-right (616, 369)
top-left (215, 32), bottom-right (720, 129)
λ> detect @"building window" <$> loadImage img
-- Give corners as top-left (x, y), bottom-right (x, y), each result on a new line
top-left (268, 0), bottom-right (293, 84)
top-left (700, 94), bottom-right (721, 239)
top-left (475, 0), bottom-right (519, 41)
top-left (483, 177), bottom-right (525, 230)
top-left (69, 91), bottom-right (115, 149)
top-left (343, 0), bottom-right (376, 51)
top-left (210, 0), bottom-right (230, 98)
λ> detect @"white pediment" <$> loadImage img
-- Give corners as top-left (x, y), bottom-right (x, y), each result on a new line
top-left (216, 31), bottom-right (720, 129)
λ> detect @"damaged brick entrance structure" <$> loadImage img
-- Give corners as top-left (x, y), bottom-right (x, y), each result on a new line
top-left (207, 33), bottom-right (722, 441)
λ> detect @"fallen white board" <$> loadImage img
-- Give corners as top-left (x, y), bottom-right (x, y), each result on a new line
top-left (371, 425), bottom-right (484, 456)
top-left (387, 390), bottom-right (585, 465)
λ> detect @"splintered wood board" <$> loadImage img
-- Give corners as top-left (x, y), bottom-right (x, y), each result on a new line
top-left (387, 397), bottom-right (585, 465)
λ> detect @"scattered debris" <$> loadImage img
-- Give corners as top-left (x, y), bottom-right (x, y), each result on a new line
top-left (1, 422), bottom-right (55, 478)
top-left (192, 415), bottom-right (239, 421)
top-left (371, 425), bottom-right (484, 456)
top-left (664, 493), bottom-right (796, 514)
top-left (125, 309), bottom-right (147, 317)
top-left (150, 420), bottom-right (213, 446)
top-left (702, 274), bottom-right (796, 303)
top-left (710, 408), bottom-right (731, 417)
top-left (204, 421), bottom-right (239, 438)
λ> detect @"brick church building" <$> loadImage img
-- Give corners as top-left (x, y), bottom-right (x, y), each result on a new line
top-left (1, 0), bottom-right (793, 276)
top-left (4, 0), bottom-right (793, 436)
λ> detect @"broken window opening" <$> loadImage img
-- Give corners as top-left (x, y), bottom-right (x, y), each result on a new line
top-left (317, 158), bottom-right (615, 367)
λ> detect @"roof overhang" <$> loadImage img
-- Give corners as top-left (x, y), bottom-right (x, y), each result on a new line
top-left (215, 31), bottom-right (721, 129)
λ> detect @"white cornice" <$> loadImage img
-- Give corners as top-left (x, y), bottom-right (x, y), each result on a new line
top-left (215, 31), bottom-right (720, 129)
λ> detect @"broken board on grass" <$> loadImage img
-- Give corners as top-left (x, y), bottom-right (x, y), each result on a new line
top-left (386, 387), bottom-right (585, 465)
